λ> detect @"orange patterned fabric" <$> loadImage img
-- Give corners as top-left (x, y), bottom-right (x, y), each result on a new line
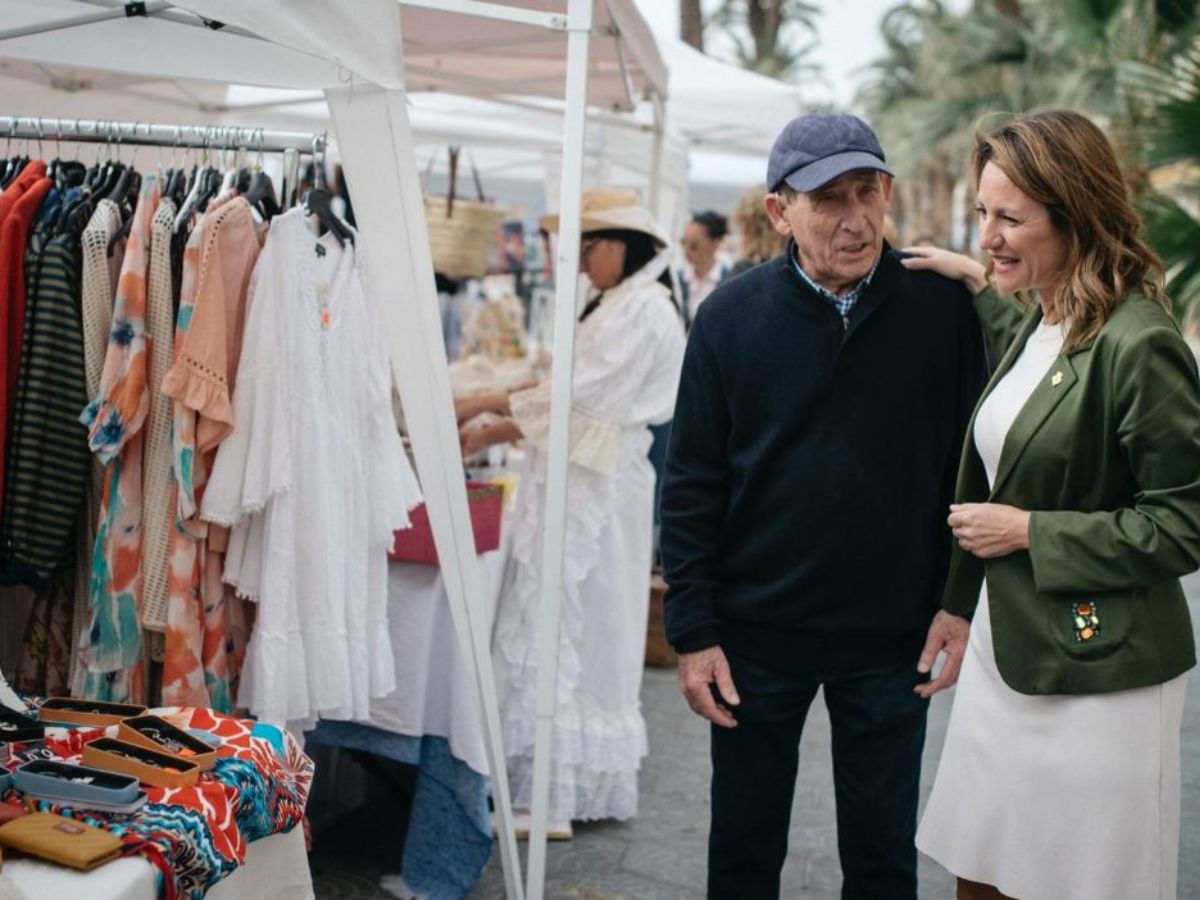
top-left (161, 197), bottom-right (262, 709)
top-left (77, 175), bottom-right (162, 703)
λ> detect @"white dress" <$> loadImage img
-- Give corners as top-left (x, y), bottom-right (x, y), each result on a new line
top-left (202, 208), bottom-right (421, 731)
top-left (917, 320), bottom-right (1189, 900)
top-left (495, 253), bottom-right (686, 823)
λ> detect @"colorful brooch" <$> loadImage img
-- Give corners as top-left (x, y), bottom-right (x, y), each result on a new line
top-left (1072, 600), bottom-right (1101, 642)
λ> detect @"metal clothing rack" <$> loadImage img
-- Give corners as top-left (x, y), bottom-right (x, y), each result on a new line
top-left (0, 115), bottom-right (326, 158)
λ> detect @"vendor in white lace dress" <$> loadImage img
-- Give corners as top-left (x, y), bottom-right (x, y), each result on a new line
top-left (455, 188), bottom-right (685, 839)
top-left (902, 111), bottom-right (1200, 900)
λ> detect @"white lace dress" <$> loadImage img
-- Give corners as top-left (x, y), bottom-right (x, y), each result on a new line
top-left (917, 320), bottom-right (1189, 899)
top-left (495, 254), bottom-right (686, 823)
top-left (202, 208), bottom-right (421, 731)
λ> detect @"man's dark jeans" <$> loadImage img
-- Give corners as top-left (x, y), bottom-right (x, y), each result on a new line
top-left (708, 650), bottom-right (930, 900)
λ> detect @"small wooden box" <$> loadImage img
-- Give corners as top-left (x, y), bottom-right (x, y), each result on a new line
top-left (38, 698), bottom-right (147, 728)
top-left (82, 737), bottom-right (200, 789)
top-left (645, 572), bottom-right (676, 669)
top-left (117, 716), bottom-right (217, 772)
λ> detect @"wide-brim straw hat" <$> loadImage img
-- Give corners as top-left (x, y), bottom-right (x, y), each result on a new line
top-left (539, 187), bottom-right (668, 248)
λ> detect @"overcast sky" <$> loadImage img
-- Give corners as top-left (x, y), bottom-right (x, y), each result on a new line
top-left (632, 0), bottom-right (921, 110)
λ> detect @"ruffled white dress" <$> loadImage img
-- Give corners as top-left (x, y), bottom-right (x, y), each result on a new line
top-left (917, 320), bottom-right (1189, 900)
top-left (203, 208), bottom-right (421, 732)
top-left (495, 253), bottom-right (686, 822)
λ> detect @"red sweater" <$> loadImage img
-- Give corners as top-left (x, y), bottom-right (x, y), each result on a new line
top-left (0, 167), bottom-right (54, 514)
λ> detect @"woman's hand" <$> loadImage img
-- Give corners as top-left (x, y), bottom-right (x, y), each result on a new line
top-left (460, 424), bottom-right (492, 458)
top-left (949, 503), bottom-right (1030, 558)
top-left (901, 246), bottom-right (989, 295)
top-left (454, 392), bottom-right (509, 424)
top-left (460, 418), bottom-right (523, 458)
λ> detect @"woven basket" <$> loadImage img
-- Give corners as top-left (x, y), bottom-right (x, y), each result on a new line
top-left (424, 146), bottom-right (507, 279)
top-left (424, 196), bottom-right (506, 279)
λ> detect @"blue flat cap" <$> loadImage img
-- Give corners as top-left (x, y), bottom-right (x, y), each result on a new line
top-left (767, 113), bottom-right (893, 193)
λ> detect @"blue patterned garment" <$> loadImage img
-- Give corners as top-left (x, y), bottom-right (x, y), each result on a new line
top-left (306, 721), bottom-right (492, 900)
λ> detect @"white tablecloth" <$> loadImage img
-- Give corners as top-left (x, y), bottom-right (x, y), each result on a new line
top-left (2, 824), bottom-right (312, 900)
top-left (366, 526), bottom-right (513, 776)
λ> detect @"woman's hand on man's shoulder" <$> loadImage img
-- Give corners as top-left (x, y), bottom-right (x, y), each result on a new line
top-left (900, 246), bottom-right (989, 295)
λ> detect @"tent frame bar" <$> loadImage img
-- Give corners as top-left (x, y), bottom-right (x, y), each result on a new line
top-left (400, 0), bottom-right (566, 30)
top-left (0, 0), bottom-right (263, 44)
top-left (0, 1), bottom-right (171, 42)
top-left (0, 115), bottom-right (326, 154)
top-left (526, 0), bottom-right (593, 895)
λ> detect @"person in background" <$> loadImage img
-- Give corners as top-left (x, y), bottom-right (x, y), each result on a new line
top-left (678, 210), bottom-right (729, 326)
top-left (728, 184), bottom-right (786, 277)
top-left (907, 109), bottom-right (1200, 900)
top-left (660, 112), bottom-right (987, 900)
top-left (458, 187), bottom-right (685, 839)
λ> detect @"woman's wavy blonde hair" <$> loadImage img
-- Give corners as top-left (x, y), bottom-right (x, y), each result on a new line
top-left (972, 110), bottom-right (1168, 350)
top-left (734, 184), bottom-right (786, 264)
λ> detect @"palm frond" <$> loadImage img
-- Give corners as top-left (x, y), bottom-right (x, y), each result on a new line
top-left (1141, 190), bottom-right (1200, 316)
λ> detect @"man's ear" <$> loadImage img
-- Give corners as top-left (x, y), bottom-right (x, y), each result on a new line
top-left (881, 173), bottom-right (895, 205)
top-left (763, 193), bottom-right (792, 237)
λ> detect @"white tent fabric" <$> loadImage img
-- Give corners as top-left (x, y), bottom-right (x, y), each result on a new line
top-left (0, 0), bottom-right (663, 105)
top-left (0, 1), bottom-right (669, 897)
top-left (0, 27), bottom-right (797, 225)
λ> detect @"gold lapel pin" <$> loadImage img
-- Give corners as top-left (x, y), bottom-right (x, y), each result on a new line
top-left (1051, 370), bottom-right (1064, 386)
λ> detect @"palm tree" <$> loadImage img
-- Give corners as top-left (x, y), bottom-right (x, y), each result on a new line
top-left (858, 0), bottom-right (1200, 314)
top-left (1130, 31), bottom-right (1200, 314)
top-left (707, 0), bottom-right (823, 79)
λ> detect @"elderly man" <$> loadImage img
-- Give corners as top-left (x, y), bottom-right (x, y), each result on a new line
top-left (660, 113), bottom-right (988, 899)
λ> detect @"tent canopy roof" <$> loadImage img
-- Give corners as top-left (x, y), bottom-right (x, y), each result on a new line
top-left (0, 0), bottom-right (665, 109)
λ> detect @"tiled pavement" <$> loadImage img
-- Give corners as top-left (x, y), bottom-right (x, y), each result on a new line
top-left (313, 571), bottom-right (1200, 899)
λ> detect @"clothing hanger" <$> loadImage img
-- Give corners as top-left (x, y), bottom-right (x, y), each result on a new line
top-left (0, 118), bottom-right (26, 188)
top-left (174, 129), bottom-right (214, 232)
top-left (302, 137), bottom-right (353, 247)
top-left (241, 131), bottom-right (280, 220)
top-left (280, 147), bottom-right (300, 209)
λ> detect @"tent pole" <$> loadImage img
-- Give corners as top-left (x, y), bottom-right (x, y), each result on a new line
top-left (526, 0), bottom-right (593, 896)
top-left (648, 93), bottom-right (665, 225)
top-left (324, 85), bottom-right (525, 900)
top-left (0, 1), bottom-right (171, 42)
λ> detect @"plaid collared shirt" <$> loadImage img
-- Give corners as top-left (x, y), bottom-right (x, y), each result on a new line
top-left (789, 249), bottom-right (879, 327)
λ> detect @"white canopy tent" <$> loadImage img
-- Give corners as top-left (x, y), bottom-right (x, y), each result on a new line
top-left (0, 20), bottom-right (801, 227)
top-left (0, 1), bottom-right (668, 897)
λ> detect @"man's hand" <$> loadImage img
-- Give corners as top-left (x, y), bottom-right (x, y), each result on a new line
top-left (915, 610), bottom-right (970, 699)
top-left (949, 502), bottom-right (1030, 559)
top-left (677, 645), bottom-right (740, 729)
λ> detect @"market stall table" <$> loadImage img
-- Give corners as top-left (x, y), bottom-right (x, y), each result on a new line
top-left (3, 825), bottom-right (312, 900)
top-left (307, 510), bottom-right (513, 897)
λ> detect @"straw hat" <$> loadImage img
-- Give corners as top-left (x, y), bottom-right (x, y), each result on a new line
top-left (539, 187), bottom-right (668, 248)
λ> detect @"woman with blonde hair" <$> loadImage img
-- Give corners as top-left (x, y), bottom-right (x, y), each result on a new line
top-left (728, 183), bottom-right (786, 277)
top-left (905, 109), bottom-right (1200, 900)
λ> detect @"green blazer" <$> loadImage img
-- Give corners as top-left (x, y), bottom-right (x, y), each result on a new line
top-left (942, 287), bottom-right (1200, 695)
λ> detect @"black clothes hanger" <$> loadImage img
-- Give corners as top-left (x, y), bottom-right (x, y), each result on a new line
top-left (164, 167), bottom-right (185, 207)
top-left (196, 165), bottom-right (221, 214)
top-left (0, 156), bottom-right (28, 189)
top-left (56, 159), bottom-right (86, 190)
top-left (106, 171), bottom-right (141, 256)
top-left (303, 187), bottom-right (354, 248)
top-left (243, 170), bottom-right (280, 220)
top-left (234, 166), bottom-right (252, 196)
top-left (105, 165), bottom-right (139, 207)
top-left (96, 162), bottom-right (127, 201)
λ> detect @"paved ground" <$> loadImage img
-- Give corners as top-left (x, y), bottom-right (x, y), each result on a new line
top-left (313, 572), bottom-right (1200, 899)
